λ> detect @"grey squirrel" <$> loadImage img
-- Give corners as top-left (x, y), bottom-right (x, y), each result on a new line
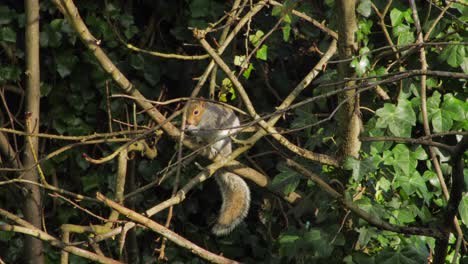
top-left (185, 99), bottom-right (250, 236)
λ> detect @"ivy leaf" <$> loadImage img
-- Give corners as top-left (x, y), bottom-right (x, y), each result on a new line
top-left (272, 163), bottom-right (301, 195)
top-left (271, 6), bottom-right (282, 17)
top-left (343, 156), bottom-right (378, 182)
top-left (461, 57), bottom-right (468, 73)
top-left (442, 93), bottom-right (467, 122)
top-left (234, 55), bottom-right (248, 69)
top-left (351, 56), bottom-right (370, 76)
top-left (81, 172), bottom-right (100, 192)
top-left (189, 0), bottom-right (210, 18)
top-left (411, 146), bottom-right (428, 161)
top-left (249, 30), bottom-right (264, 47)
top-left (242, 63), bottom-right (254, 79)
top-left (376, 99), bottom-right (416, 137)
top-left (427, 91), bottom-right (453, 132)
top-left (0, 66), bottom-right (21, 82)
top-left (390, 8), bottom-right (404, 27)
top-left (376, 246), bottom-right (428, 264)
top-left (397, 171), bottom-right (429, 201)
top-left (282, 24), bottom-right (291, 42)
top-left (291, 104), bottom-right (317, 136)
top-left (357, 19), bottom-right (373, 43)
top-left (278, 232), bottom-right (301, 259)
top-left (0, 6), bottom-right (15, 25)
top-left (389, 207), bottom-right (416, 225)
top-left (50, 19), bottom-right (64, 31)
top-left (357, 0), bottom-right (372, 17)
top-left (304, 229), bottom-right (333, 257)
top-left (129, 54), bottom-right (145, 70)
top-left (395, 26), bottom-right (415, 46)
top-left (256, 44), bottom-right (268, 61)
top-left (40, 83), bottom-right (52, 97)
top-left (391, 144), bottom-right (412, 175)
top-left (356, 227), bottom-right (375, 248)
top-left (425, 170), bottom-right (440, 189)
top-left (0, 26), bottom-right (16, 43)
top-left (439, 43), bottom-right (465, 68)
top-left (459, 194), bottom-right (468, 227)
top-left (56, 53), bottom-right (78, 78)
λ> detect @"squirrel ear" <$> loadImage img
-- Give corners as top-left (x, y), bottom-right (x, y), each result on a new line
top-left (199, 97), bottom-right (205, 107)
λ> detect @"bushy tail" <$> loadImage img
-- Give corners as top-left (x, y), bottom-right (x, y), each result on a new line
top-left (212, 171), bottom-right (250, 236)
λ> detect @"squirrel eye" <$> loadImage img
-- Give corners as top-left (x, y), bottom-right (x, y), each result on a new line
top-left (193, 110), bottom-right (199, 115)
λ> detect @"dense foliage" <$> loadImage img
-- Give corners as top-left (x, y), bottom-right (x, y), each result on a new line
top-left (0, 0), bottom-right (467, 263)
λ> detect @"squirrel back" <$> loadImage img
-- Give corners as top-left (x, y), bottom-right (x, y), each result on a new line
top-left (186, 99), bottom-right (250, 235)
top-left (186, 100), bottom-right (240, 157)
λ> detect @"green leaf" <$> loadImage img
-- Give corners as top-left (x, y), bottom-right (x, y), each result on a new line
top-left (278, 233), bottom-right (300, 258)
top-left (40, 83), bottom-right (52, 97)
top-left (356, 227), bottom-right (375, 248)
top-left (282, 24), bottom-right (291, 42)
top-left (303, 229), bottom-right (321, 242)
top-left (411, 146), bottom-right (428, 161)
top-left (41, 22), bottom-right (63, 48)
top-left (143, 61), bottom-right (160, 86)
top-left (279, 234), bottom-right (300, 243)
top-left (402, 9), bottom-right (414, 24)
top-left (460, 194), bottom-right (468, 227)
top-left (0, 66), bottom-right (21, 82)
top-left (272, 163), bottom-right (301, 195)
top-left (242, 63), bottom-right (254, 79)
top-left (461, 57), bottom-right (468, 73)
top-left (390, 144), bottom-right (412, 175)
top-left (129, 54), bottom-right (145, 70)
top-left (396, 28), bottom-right (415, 46)
top-left (0, 26), bottom-right (16, 43)
top-left (379, 178), bottom-right (392, 193)
top-left (357, 19), bottom-right (373, 43)
top-left (390, 207), bottom-right (416, 225)
top-left (0, 6), bottom-right (15, 25)
top-left (351, 56), bottom-right (370, 76)
top-left (347, 252), bottom-right (375, 264)
top-left (256, 44), bottom-right (268, 61)
top-left (376, 99), bottom-right (416, 137)
top-left (425, 170), bottom-right (440, 189)
top-left (249, 30), bottom-right (264, 47)
top-left (343, 156), bottom-right (378, 182)
top-left (271, 6), bottom-right (282, 17)
top-left (395, 170), bottom-right (430, 202)
top-left (427, 91), bottom-right (453, 132)
top-left (189, 0), bottom-right (210, 18)
top-left (0, 230), bottom-right (14, 241)
top-left (376, 245), bottom-right (428, 264)
top-left (234, 55), bottom-right (248, 68)
top-left (56, 53), bottom-right (78, 78)
top-left (357, 0), bottom-right (372, 17)
top-left (442, 93), bottom-right (467, 122)
top-left (50, 18), bottom-right (64, 30)
top-left (390, 8), bottom-right (404, 27)
top-left (81, 173), bottom-right (100, 192)
top-left (426, 77), bottom-right (439, 89)
top-left (439, 43), bottom-right (465, 68)
top-left (305, 228), bottom-right (333, 257)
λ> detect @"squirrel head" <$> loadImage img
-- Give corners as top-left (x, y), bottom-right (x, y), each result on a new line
top-left (186, 100), bottom-right (206, 127)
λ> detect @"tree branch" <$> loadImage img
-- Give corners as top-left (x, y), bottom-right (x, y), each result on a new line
top-left (97, 193), bottom-right (240, 264)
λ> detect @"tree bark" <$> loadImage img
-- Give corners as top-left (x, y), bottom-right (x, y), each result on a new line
top-left (23, 0), bottom-right (44, 263)
top-left (336, 0), bottom-right (361, 160)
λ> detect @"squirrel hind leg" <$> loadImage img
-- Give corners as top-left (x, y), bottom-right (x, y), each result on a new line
top-left (212, 172), bottom-right (251, 236)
